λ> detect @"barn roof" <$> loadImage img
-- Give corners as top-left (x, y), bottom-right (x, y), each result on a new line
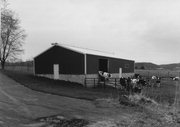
top-left (34, 43), bottom-right (134, 61)
top-left (59, 44), bottom-right (115, 56)
top-left (58, 44), bottom-right (133, 60)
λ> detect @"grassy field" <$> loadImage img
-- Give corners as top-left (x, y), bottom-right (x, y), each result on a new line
top-left (1, 69), bottom-right (178, 106)
top-left (142, 80), bottom-right (176, 105)
top-left (135, 69), bottom-right (180, 78)
top-left (1, 69), bottom-right (180, 126)
top-left (134, 69), bottom-right (179, 105)
top-left (1, 70), bottom-right (119, 101)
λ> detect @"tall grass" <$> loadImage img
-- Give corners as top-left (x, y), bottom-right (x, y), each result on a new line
top-left (135, 69), bottom-right (180, 78)
top-left (142, 80), bottom-right (176, 105)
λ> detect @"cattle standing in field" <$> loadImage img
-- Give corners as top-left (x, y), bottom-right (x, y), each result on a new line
top-left (138, 76), bottom-right (147, 87)
top-left (102, 72), bottom-right (112, 79)
top-left (150, 76), bottom-right (162, 87)
top-left (156, 77), bottom-right (161, 87)
top-left (151, 75), bottom-right (157, 87)
top-left (134, 73), bottom-right (140, 79)
top-left (98, 71), bottom-right (112, 81)
top-left (173, 76), bottom-right (180, 81)
top-left (120, 77), bottom-right (127, 90)
top-left (131, 78), bottom-right (141, 93)
top-left (118, 74), bottom-right (147, 94)
top-left (152, 75), bottom-right (157, 79)
top-left (130, 75), bottom-right (149, 94)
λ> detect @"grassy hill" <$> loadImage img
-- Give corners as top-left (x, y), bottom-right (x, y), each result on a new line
top-left (135, 62), bottom-right (160, 70)
top-left (135, 62), bottom-right (180, 70)
top-left (160, 63), bottom-right (180, 70)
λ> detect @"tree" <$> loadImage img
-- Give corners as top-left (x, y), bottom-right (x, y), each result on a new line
top-left (1, 0), bottom-right (26, 69)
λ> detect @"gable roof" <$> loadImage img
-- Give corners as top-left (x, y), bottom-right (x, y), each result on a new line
top-left (34, 43), bottom-right (134, 61)
top-left (59, 43), bottom-right (115, 56)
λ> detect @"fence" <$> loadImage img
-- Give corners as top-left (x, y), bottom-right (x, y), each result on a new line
top-left (135, 69), bottom-right (180, 78)
top-left (3, 64), bottom-right (180, 110)
top-left (85, 77), bottom-right (120, 88)
top-left (84, 70), bottom-right (180, 88)
top-left (5, 65), bottom-right (34, 74)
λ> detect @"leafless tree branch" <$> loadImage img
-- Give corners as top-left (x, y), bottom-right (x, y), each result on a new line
top-left (1, 0), bottom-right (26, 69)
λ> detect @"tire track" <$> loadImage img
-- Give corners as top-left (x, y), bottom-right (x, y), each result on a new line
top-left (0, 87), bottom-right (32, 117)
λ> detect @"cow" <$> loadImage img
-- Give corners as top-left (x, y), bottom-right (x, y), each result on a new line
top-left (98, 71), bottom-right (112, 82)
top-left (150, 75), bottom-right (157, 87)
top-left (120, 77), bottom-right (127, 90)
top-left (173, 76), bottom-right (180, 81)
top-left (98, 71), bottom-right (111, 78)
top-left (130, 78), bottom-right (141, 93)
top-left (156, 77), bottom-right (161, 87)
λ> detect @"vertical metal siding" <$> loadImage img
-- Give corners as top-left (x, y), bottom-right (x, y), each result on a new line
top-left (86, 54), bottom-right (134, 74)
top-left (109, 58), bottom-right (134, 73)
top-left (34, 46), bottom-right (84, 74)
top-left (86, 54), bottom-right (101, 74)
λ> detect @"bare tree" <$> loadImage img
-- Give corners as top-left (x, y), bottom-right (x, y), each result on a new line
top-left (1, 0), bottom-right (26, 69)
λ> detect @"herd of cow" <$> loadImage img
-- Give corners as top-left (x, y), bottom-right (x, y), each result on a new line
top-left (118, 74), bottom-right (161, 94)
top-left (99, 71), bottom-right (179, 95)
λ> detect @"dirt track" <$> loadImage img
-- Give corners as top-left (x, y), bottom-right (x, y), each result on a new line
top-left (0, 72), bottom-right (131, 127)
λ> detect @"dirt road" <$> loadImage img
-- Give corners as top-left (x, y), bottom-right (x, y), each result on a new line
top-left (0, 72), bottom-right (131, 127)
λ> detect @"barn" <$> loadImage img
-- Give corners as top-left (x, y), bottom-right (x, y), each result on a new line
top-left (34, 44), bottom-right (135, 86)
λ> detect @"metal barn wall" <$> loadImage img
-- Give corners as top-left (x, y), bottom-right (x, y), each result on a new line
top-left (34, 46), bottom-right (84, 74)
top-left (86, 54), bottom-right (134, 74)
top-left (86, 54), bottom-right (100, 74)
top-left (109, 58), bottom-right (134, 73)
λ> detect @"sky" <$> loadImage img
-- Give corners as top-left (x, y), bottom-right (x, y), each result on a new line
top-left (7, 0), bottom-right (180, 64)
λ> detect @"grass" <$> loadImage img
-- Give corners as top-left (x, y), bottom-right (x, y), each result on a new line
top-left (1, 70), bottom-right (118, 101)
top-left (142, 80), bottom-right (177, 105)
top-left (1, 69), bottom-right (180, 126)
top-left (135, 69), bottom-right (178, 105)
top-left (1, 69), bottom-right (177, 105)
top-left (135, 69), bottom-right (180, 78)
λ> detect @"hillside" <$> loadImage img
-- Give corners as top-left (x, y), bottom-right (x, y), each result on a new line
top-left (135, 62), bottom-right (160, 70)
top-left (135, 62), bottom-right (180, 70)
top-left (160, 63), bottom-right (180, 70)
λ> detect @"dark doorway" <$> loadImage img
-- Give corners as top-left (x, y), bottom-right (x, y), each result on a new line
top-left (99, 59), bottom-right (108, 72)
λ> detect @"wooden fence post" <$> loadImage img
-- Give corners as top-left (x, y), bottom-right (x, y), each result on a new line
top-left (84, 78), bottom-right (87, 87)
top-left (104, 80), bottom-right (105, 89)
top-left (94, 78), bottom-right (96, 88)
top-left (115, 78), bottom-right (117, 88)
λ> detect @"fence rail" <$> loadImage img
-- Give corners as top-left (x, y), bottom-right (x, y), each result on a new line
top-left (85, 77), bottom-right (121, 88)
top-left (135, 69), bottom-right (180, 78)
top-left (5, 65), bottom-right (34, 74)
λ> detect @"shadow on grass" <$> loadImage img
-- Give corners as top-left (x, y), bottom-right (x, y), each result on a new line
top-left (0, 70), bottom-right (118, 101)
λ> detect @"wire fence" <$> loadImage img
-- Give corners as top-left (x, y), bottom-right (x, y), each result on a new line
top-left (4, 63), bottom-right (180, 78)
top-left (85, 78), bottom-right (120, 88)
top-left (135, 69), bottom-right (180, 78)
top-left (5, 64), bottom-right (34, 74)
top-left (3, 65), bottom-right (180, 111)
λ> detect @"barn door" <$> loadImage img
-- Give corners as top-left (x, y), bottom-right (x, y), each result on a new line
top-left (53, 64), bottom-right (59, 80)
top-left (99, 59), bottom-right (108, 72)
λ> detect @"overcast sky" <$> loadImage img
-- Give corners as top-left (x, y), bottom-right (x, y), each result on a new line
top-left (8, 0), bottom-right (180, 64)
